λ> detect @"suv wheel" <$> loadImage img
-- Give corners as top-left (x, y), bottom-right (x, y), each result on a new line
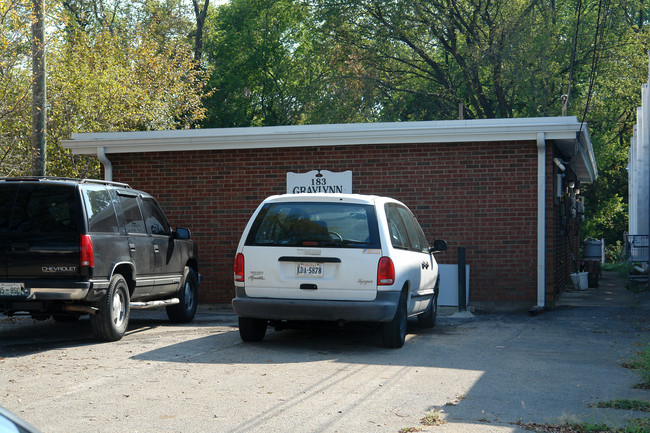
top-left (238, 317), bottom-right (267, 342)
top-left (166, 267), bottom-right (199, 323)
top-left (381, 291), bottom-right (408, 348)
top-left (90, 274), bottom-right (130, 341)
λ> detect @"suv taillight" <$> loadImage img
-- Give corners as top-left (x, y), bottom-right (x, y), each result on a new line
top-left (377, 257), bottom-right (395, 285)
top-left (234, 253), bottom-right (245, 282)
top-left (80, 235), bottom-right (95, 267)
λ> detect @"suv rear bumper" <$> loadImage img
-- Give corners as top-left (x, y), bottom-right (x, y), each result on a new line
top-left (231, 287), bottom-right (400, 323)
top-left (0, 280), bottom-right (102, 301)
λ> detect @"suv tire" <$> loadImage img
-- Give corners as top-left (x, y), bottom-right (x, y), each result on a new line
top-left (238, 317), bottom-right (268, 342)
top-left (381, 291), bottom-right (407, 348)
top-left (90, 274), bottom-right (130, 342)
top-left (166, 267), bottom-right (199, 323)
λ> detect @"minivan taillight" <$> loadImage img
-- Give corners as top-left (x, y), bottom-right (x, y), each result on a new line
top-left (80, 235), bottom-right (95, 267)
top-left (234, 253), bottom-right (245, 282)
top-left (377, 257), bottom-right (395, 285)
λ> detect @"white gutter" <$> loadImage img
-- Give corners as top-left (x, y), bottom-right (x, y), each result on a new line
top-left (536, 132), bottom-right (546, 311)
top-left (96, 147), bottom-right (112, 181)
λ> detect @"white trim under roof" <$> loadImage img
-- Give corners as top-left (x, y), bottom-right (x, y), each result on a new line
top-left (61, 116), bottom-right (598, 183)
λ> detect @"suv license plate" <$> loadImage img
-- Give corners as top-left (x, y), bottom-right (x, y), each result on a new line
top-left (296, 263), bottom-right (323, 278)
top-left (0, 283), bottom-right (26, 297)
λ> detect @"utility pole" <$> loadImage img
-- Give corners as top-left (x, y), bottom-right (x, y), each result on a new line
top-left (31, 0), bottom-right (46, 176)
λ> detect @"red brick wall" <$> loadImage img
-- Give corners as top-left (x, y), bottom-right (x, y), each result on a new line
top-left (109, 139), bottom-right (566, 309)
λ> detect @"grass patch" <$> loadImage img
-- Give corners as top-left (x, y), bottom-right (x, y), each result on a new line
top-left (603, 262), bottom-right (628, 278)
top-left (592, 399), bottom-right (650, 412)
top-left (621, 344), bottom-right (650, 389)
top-left (521, 420), bottom-right (650, 432)
top-left (420, 409), bottom-right (445, 426)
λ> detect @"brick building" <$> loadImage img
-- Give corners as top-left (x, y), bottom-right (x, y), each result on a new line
top-left (62, 117), bottom-right (597, 312)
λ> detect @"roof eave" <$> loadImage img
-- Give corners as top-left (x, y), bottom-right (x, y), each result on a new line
top-left (61, 117), bottom-right (597, 182)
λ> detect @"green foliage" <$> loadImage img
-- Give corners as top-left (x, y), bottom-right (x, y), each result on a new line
top-left (582, 195), bottom-right (628, 247)
top-left (0, 0), bottom-right (209, 178)
top-left (310, 0), bottom-right (647, 248)
top-left (202, 0), bottom-right (381, 127)
top-left (0, 0), bottom-right (34, 176)
top-left (203, 0), bottom-right (311, 127)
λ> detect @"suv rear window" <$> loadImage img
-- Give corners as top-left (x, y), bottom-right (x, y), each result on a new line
top-left (9, 184), bottom-right (78, 233)
top-left (245, 202), bottom-right (380, 248)
top-left (0, 184), bottom-right (18, 232)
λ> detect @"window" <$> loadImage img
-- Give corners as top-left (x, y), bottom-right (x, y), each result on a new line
top-left (83, 186), bottom-right (119, 233)
top-left (0, 185), bottom-right (17, 232)
top-left (395, 206), bottom-right (429, 253)
top-left (10, 184), bottom-right (77, 233)
top-left (385, 204), bottom-right (410, 250)
top-left (140, 198), bottom-right (170, 235)
top-left (385, 203), bottom-right (429, 253)
top-left (118, 194), bottom-right (146, 234)
top-left (246, 202), bottom-right (380, 248)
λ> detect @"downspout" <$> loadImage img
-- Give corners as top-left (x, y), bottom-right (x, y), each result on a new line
top-left (97, 147), bottom-right (112, 182)
top-left (533, 132), bottom-right (546, 313)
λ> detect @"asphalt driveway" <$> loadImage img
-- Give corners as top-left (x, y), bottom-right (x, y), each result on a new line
top-left (1, 271), bottom-right (648, 433)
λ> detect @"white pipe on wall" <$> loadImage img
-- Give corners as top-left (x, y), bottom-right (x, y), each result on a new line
top-left (96, 147), bottom-right (112, 181)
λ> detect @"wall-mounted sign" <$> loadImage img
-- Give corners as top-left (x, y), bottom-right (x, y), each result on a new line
top-left (287, 170), bottom-right (352, 194)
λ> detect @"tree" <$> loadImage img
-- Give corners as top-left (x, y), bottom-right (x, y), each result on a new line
top-left (32, 0), bottom-right (46, 175)
top-left (45, 24), bottom-right (210, 176)
top-left (202, 0), bottom-right (381, 127)
top-left (0, 0), bottom-right (211, 177)
top-left (0, 0), bottom-right (34, 176)
top-left (312, 0), bottom-right (615, 121)
top-left (191, 0), bottom-right (209, 63)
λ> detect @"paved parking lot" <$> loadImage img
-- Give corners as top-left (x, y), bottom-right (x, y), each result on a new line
top-left (1, 272), bottom-right (649, 433)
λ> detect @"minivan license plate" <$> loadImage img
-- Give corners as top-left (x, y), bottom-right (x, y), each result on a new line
top-left (0, 283), bottom-right (25, 297)
top-left (296, 263), bottom-right (323, 278)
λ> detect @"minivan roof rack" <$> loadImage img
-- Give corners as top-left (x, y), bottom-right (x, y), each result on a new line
top-left (0, 176), bottom-right (132, 189)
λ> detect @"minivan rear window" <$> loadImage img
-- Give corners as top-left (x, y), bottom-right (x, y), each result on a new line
top-left (246, 202), bottom-right (380, 248)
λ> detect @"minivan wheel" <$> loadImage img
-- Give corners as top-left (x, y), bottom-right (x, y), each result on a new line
top-left (90, 274), bottom-right (130, 342)
top-left (166, 267), bottom-right (198, 323)
top-left (381, 291), bottom-right (408, 348)
top-left (238, 317), bottom-right (268, 342)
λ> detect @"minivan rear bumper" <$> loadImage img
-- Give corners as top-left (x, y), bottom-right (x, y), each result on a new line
top-left (232, 288), bottom-right (400, 323)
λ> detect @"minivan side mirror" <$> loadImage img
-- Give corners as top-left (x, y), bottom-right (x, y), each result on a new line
top-left (429, 239), bottom-right (448, 253)
top-left (174, 227), bottom-right (191, 239)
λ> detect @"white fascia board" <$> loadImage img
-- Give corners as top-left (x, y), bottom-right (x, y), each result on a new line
top-left (61, 117), bottom-right (587, 155)
top-left (576, 125), bottom-right (598, 182)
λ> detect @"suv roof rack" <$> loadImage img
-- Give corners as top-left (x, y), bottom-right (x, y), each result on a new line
top-left (0, 176), bottom-right (131, 189)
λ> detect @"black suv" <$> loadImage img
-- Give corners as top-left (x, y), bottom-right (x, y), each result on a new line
top-left (0, 177), bottom-right (199, 341)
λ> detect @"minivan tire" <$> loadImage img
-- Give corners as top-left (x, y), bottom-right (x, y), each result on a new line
top-left (166, 267), bottom-right (198, 323)
top-left (239, 317), bottom-right (268, 342)
top-left (381, 291), bottom-right (407, 348)
top-left (90, 274), bottom-right (130, 342)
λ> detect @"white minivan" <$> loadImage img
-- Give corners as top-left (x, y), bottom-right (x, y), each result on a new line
top-left (232, 194), bottom-right (447, 348)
